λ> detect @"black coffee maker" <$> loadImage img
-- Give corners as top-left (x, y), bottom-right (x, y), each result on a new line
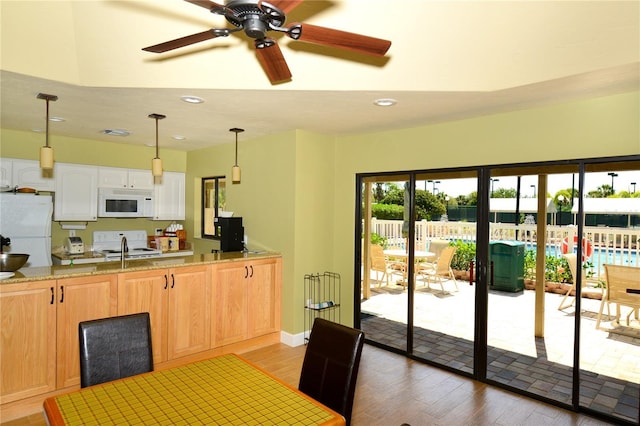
top-left (218, 217), bottom-right (244, 252)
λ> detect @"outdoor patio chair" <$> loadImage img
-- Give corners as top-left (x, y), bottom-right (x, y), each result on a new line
top-left (424, 239), bottom-right (450, 267)
top-left (558, 253), bottom-right (607, 312)
top-left (597, 264), bottom-right (640, 329)
top-left (416, 245), bottom-right (458, 293)
top-left (369, 244), bottom-right (391, 287)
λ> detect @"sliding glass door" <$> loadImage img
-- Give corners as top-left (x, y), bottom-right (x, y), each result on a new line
top-left (410, 171), bottom-right (478, 373)
top-left (484, 165), bottom-right (580, 406)
top-left (357, 170), bottom-right (479, 376)
top-left (359, 174), bottom-right (411, 353)
top-left (355, 156), bottom-right (640, 425)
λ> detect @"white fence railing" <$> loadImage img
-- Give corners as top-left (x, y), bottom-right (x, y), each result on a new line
top-left (370, 219), bottom-right (640, 277)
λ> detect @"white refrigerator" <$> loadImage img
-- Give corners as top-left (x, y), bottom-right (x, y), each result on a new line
top-left (0, 193), bottom-right (53, 267)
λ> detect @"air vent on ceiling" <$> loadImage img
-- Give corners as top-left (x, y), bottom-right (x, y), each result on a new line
top-left (101, 129), bottom-right (130, 137)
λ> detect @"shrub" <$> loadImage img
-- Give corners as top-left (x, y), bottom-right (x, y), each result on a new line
top-left (449, 240), bottom-right (476, 271)
top-left (370, 232), bottom-right (386, 247)
top-left (523, 249), bottom-right (571, 283)
top-left (371, 203), bottom-right (405, 220)
top-left (524, 249), bottom-right (536, 279)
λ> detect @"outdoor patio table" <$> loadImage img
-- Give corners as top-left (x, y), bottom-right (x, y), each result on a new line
top-left (384, 250), bottom-right (435, 284)
top-left (43, 353), bottom-right (345, 426)
top-left (383, 249), bottom-right (435, 260)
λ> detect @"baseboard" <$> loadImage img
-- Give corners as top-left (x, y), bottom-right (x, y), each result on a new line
top-left (280, 330), bottom-right (306, 347)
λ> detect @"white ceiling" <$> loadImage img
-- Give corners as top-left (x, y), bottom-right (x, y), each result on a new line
top-left (1, 0), bottom-right (639, 151)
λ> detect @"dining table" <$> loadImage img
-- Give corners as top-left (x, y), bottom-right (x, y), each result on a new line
top-left (43, 353), bottom-right (345, 425)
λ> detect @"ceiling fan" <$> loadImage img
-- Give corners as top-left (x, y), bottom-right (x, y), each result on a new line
top-left (142, 0), bottom-right (392, 84)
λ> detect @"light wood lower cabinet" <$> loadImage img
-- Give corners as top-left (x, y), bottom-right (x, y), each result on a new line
top-left (0, 280), bottom-right (56, 404)
top-left (0, 275), bottom-right (117, 402)
top-left (212, 258), bottom-right (281, 347)
top-left (0, 256), bottom-right (280, 420)
top-left (56, 275), bottom-right (118, 388)
top-left (117, 270), bottom-right (169, 364)
top-left (118, 265), bottom-right (211, 364)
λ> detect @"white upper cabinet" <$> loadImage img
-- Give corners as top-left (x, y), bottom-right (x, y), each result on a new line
top-left (0, 158), bottom-right (55, 191)
top-left (54, 163), bottom-right (98, 221)
top-left (12, 159), bottom-right (56, 191)
top-left (98, 167), bottom-right (154, 190)
top-left (153, 171), bottom-right (185, 221)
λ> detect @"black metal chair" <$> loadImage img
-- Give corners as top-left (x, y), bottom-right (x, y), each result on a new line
top-left (79, 312), bottom-right (153, 388)
top-left (299, 318), bottom-right (365, 426)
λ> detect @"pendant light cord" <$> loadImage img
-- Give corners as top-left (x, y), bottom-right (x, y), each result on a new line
top-left (45, 99), bottom-right (50, 148)
top-left (230, 127), bottom-right (244, 166)
top-left (37, 93), bottom-right (58, 147)
top-left (155, 117), bottom-right (159, 159)
top-left (148, 113), bottom-right (166, 159)
top-left (234, 132), bottom-right (238, 166)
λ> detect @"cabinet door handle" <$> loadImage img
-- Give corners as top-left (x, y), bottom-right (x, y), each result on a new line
top-left (244, 266), bottom-right (248, 279)
top-left (171, 274), bottom-right (175, 289)
top-left (164, 274), bottom-right (168, 290)
top-left (50, 287), bottom-right (55, 304)
top-left (249, 265), bottom-right (254, 278)
top-left (59, 285), bottom-right (64, 303)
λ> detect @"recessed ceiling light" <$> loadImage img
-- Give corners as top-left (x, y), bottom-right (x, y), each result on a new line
top-left (180, 95), bottom-right (204, 104)
top-left (101, 129), bottom-right (130, 137)
top-left (172, 135), bottom-right (186, 140)
top-left (49, 116), bottom-right (65, 122)
top-left (373, 98), bottom-right (397, 107)
top-left (31, 128), bottom-right (44, 133)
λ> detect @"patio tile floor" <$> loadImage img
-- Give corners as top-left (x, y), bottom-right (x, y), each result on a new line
top-left (361, 278), bottom-right (640, 424)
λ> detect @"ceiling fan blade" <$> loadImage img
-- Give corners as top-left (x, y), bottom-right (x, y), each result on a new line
top-left (287, 23), bottom-right (391, 57)
top-left (184, 0), bottom-right (226, 12)
top-left (266, 0), bottom-right (305, 14)
top-left (142, 30), bottom-right (219, 53)
top-left (255, 39), bottom-right (292, 84)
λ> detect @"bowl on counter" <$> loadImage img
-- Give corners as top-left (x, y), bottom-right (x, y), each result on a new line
top-left (0, 253), bottom-right (30, 271)
top-left (218, 211), bottom-right (234, 218)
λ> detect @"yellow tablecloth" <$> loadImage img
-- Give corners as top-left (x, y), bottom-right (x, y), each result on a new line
top-left (44, 354), bottom-right (344, 425)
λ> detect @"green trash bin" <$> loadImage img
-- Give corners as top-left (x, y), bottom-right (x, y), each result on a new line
top-left (490, 241), bottom-right (525, 292)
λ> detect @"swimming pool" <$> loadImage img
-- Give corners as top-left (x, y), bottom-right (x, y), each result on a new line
top-left (529, 244), bottom-right (639, 274)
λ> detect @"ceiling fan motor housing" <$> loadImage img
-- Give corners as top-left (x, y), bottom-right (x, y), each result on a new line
top-left (222, 0), bottom-right (286, 38)
top-left (243, 18), bottom-right (268, 39)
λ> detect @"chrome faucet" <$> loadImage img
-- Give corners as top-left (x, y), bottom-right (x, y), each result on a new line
top-left (121, 236), bottom-right (128, 268)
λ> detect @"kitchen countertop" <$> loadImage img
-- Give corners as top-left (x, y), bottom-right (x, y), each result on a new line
top-left (51, 251), bottom-right (106, 264)
top-left (0, 251), bottom-right (280, 285)
top-left (51, 249), bottom-right (195, 265)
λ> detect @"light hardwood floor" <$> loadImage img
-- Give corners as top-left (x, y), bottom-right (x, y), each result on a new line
top-left (2, 343), bottom-right (616, 425)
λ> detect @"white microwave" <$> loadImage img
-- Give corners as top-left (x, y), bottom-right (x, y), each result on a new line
top-left (98, 188), bottom-right (154, 218)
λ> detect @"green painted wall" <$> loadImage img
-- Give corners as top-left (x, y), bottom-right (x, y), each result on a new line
top-left (2, 91), bottom-right (638, 337)
top-left (186, 130), bottom-right (336, 333)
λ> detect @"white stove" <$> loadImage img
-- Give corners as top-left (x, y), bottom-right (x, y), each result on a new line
top-left (93, 230), bottom-right (162, 261)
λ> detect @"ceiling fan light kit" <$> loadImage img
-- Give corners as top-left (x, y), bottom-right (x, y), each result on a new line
top-left (230, 127), bottom-right (244, 183)
top-left (37, 92), bottom-right (58, 170)
top-left (142, 0), bottom-right (391, 84)
top-left (149, 113), bottom-right (166, 177)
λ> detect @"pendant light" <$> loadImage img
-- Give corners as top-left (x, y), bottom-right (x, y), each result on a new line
top-left (230, 127), bottom-right (244, 183)
top-left (149, 113), bottom-right (166, 177)
top-left (37, 93), bottom-right (58, 170)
